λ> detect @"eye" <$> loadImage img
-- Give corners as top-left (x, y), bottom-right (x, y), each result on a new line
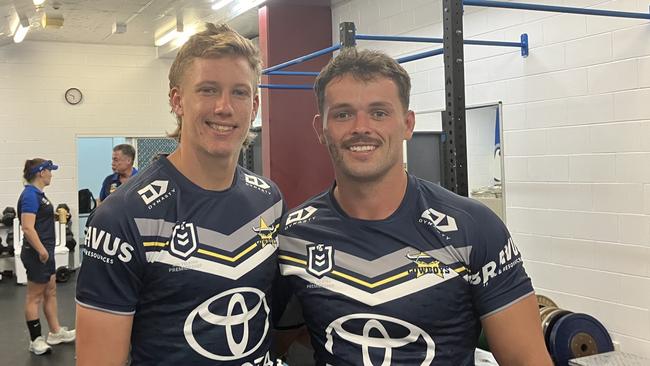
top-left (233, 88), bottom-right (251, 98)
top-left (198, 87), bottom-right (218, 95)
top-left (371, 110), bottom-right (389, 119)
top-left (333, 111), bottom-right (352, 120)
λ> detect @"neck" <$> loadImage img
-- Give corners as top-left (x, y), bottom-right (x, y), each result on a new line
top-left (167, 145), bottom-right (238, 191)
top-left (119, 168), bottom-right (133, 179)
top-left (333, 167), bottom-right (408, 220)
top-left (32, 180), bottom-right (46, 191)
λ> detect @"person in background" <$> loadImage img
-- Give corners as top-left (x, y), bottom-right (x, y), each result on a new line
top-left (98, 144), bottom-right (137, 204)
top-left (18, 158), bottom-right (76, 355)
top-left (75, 23), bottom-right (284, 365)
top-left (277, 48), bottom-right (553, 365)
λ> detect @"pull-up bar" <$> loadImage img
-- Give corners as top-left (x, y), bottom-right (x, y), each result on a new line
top-left (463, 0), bottom-right (650, 20)
top-left (260, 31), bottom-right (527, 89)
top-left (355, 34), bottom-right (528, 57)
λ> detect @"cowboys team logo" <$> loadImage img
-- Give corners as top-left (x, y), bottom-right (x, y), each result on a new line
top-left (184, 287), bottom-right (270, 361)
top-left (406, 252), bottom-right (449, 279)
top-left (252, 218), bottom-right (279, 248)
top-left (169, 221), bottom-right (198, 259)
top-left (325, 313), bottom-right (435, 365)
top-left (307, 244), bottom-right (334, 278)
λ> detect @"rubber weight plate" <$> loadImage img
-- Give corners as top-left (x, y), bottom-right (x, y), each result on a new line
top-left (543, 309), bottom-right (571, 352)
top-left (549, 313), bottom-right (614, 366)
top-left (537, 294), bottom-right (558, 309)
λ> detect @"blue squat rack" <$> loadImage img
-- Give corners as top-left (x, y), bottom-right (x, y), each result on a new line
top-left (260, 0), bottom-right (650, 194)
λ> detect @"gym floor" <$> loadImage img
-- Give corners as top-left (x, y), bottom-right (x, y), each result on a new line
top-left (0, 271), bottom-right (77, 365)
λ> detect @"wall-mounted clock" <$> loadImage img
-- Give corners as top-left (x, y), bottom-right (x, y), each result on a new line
top-left (65, 87), bottom-right (83, 105)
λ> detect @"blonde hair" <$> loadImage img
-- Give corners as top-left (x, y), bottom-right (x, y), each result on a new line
top-left (168, 23), bottom-right (261, 145)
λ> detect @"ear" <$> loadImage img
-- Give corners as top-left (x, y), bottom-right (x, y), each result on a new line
top-left (313, 114), bottom-right (326, 145)
top-left (403, 110), bottom-right (415, 141)
top-left (251, 93), bottom-right (260, 122)
top-left (170, 87), bottom-right (183, 117)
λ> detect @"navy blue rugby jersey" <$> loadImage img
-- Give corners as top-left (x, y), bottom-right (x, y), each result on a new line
top-left (76, 157), bottom-right (284, 366)
top-left (278, 173), bottom-right (533, 366)
top-left (18, 185), bottom-right (55, 249)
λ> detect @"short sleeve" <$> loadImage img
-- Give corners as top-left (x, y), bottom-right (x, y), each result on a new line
top-left (75, 196), bottom-right (146, 315)
top-left (20, 189), bottom-right (40, 214)
top-left (467, 205), bottom-right (533, 318)
top-left (99, 176), bottom-right (110, 201)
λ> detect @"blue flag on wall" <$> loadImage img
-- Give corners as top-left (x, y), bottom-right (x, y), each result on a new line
top-left (493, 109), bottom-right (501, 183)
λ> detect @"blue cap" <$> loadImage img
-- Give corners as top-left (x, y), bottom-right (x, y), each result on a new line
top-left (29, 160), bottom-right (59, 176)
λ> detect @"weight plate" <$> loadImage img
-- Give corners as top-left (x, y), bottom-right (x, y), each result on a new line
top-left (539, 306), bottom-right (558, 323)
top-left (537, 294), bottom-right (558, 309)
top-left (549, 313), bottom-right (614, 366)
top-left (543, 309), bottom-right (571, 352)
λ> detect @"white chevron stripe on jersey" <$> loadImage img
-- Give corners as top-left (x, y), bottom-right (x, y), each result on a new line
top-left (146, 243), bottom-right (276, 280)
top-left (280, 263), bottom-right (459, 306)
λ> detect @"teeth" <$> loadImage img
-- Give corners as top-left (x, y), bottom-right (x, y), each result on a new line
top-left (207, 122), bottom-right (234, 132)
top-left (349, 145), bottom-right (376, 152)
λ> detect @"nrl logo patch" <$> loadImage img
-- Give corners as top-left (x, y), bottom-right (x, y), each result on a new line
top-left (169, 221), bottom-right (198, 259)
top-left (306, 244), bottom-right (334, 278)
top-left (252, 217), bottom-right (279, 248)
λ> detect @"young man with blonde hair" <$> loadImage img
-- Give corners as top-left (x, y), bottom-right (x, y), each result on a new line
top-left (278, 48), bottom-right (552, 365)
top-left (76, 23), bottom-right (284, 366)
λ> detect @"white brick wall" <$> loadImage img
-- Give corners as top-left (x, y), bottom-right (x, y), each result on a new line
top-left (336, 0), bottom-right (650, 356)
top-left (0, 41), bottom-right (174, 240)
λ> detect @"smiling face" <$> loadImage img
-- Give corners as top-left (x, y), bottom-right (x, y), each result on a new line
top-left (170, 56), bottom-right (259, 161)
top-left (314, 74), bottom-right (414, 183)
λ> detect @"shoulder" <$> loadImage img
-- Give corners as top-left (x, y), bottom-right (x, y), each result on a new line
top-left (95, 161), bottom-right (169, 218)
top-left (236, 166), bottom-right (283, 201)
top-left (281, 189), bottom-right (330, 231)
top-left (19, 185), bottom-right (40, 202)
top-left (413, 176), bottom-right (501, 230)
top-left (101, 173), bottom-right (115, 184)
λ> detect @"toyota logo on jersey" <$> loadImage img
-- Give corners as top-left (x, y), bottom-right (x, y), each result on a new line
top-left (184, 287), bottom-right (270, 362)
top-left (325, 313), bottom-right (435, 365)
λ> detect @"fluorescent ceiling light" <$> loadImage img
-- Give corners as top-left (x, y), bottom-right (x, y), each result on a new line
top-left (13, 24), bottom-right (29, 43)
top-left (33, 0), bottom-right (46, 6)
top-left (155, 26), bottom-right (196, 48)
top-left (212, 0), bottom-right (235, 10)
top-left (155, 29), bottom-right (180, 47)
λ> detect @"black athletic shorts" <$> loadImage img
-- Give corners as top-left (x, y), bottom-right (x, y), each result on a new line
top-left (20, 246), bottom-right (55, 284)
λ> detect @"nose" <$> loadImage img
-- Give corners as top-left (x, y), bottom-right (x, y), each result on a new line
top-left (351, 112), bottom-right (372, 135)
top-left (214, 92), bottom-right (234, 116)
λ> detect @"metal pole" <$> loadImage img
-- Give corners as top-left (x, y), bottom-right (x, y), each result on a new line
top-left (442, 0), bottom-right (469, 196)
top-left (259, 84), bottom-right (313, 90)
top-left (340, 22), bottom-right (356, 48)
top-left (265, 71), bottom-right (320, 76)
top-left (464, 0), bottom-right (650, 20)
top-left (262, 44), bottom-right (341, 74)
top-left (397, 48), bottom-right (444, 64)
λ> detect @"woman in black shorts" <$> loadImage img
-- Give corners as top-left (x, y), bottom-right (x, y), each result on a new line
top-left (18, 158), bottom-right (75, 355)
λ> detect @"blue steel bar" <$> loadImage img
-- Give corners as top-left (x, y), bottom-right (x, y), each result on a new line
top-left (397, 48), bottom-right (444, 64)
top-left (266, 71), bottom-right (320, 76)
top-left (357, 34), bottom-right (522, 48)
top-left (262, 44), bottom-right (341, 74)
top-left (463, 0), bottom-right (650, 19)
top-left (259, 84), bottom-right (313, 90)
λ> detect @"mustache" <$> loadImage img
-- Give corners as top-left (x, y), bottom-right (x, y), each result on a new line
top-left (341, 135), bottom-right (381, 148)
